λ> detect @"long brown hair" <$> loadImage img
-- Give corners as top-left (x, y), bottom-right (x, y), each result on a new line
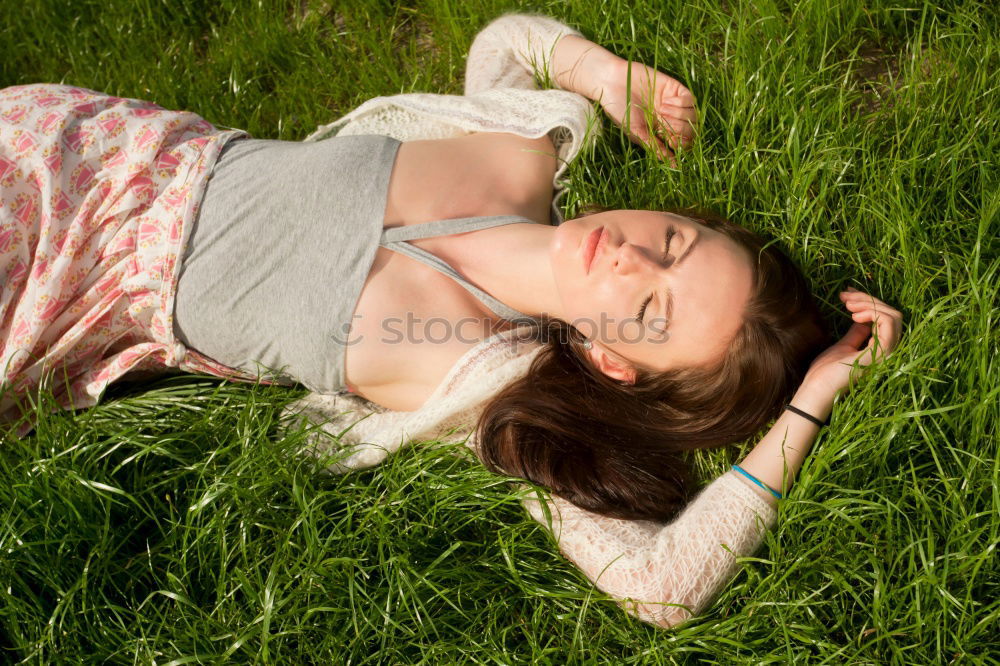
top-left (475, 211), bottom-right (829, 522)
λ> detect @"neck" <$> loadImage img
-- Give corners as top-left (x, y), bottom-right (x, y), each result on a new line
top-left (451, 222), bottom-right (562, 321)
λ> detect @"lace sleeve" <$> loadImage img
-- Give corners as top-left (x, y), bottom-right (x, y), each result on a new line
top-left (465, 14), bottom-right (583, 95)
top-left (521, 471), bottom-right (779, 628)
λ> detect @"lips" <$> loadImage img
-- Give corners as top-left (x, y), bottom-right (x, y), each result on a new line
top-left (583, 226), bottom-right (606, 274)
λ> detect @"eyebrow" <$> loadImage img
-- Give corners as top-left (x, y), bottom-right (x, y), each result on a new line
top-left (658, 232), bottom-right (699, 336)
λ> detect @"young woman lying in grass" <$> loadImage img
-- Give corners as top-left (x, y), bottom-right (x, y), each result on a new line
top-left (0, 14), bottom-right (902, 627)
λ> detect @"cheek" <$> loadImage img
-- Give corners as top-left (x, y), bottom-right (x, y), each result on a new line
top-left (549, 236), bottom-right (572, 304)
top-left (550, 221), bottom-right (574, 258)
top-left (550, 225), bottom-right (586, 302)
top-left (569, 286), bottom-right (626, 335)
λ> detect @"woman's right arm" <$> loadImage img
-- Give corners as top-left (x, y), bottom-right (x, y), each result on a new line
top-left (465, 14), bottom-right (696, 161)
top-left (523, 290), bottom-right (904, 628)
top-left (464, 14), bottom-right (585, 95)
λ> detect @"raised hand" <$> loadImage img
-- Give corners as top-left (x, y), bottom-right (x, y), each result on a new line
top-left (597, 59), bottom-right (697, 163)
top-left (803, 288), bottom-right (904, 396)
top-left (551, 35), bottom-right (696, 164)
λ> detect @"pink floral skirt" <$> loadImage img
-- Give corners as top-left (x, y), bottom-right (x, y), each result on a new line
top-left (0, 83), bottom-right (256, 426)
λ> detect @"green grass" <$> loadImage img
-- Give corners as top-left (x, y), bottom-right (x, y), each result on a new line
top-left (1, 0), bottom-right (998, 662)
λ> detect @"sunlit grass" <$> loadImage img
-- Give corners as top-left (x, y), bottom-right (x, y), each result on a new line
top-left (1, 0), bottom-right (997, 662)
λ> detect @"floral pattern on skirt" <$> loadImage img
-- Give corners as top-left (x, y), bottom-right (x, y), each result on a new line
top-left (0, 83), bottom-right (255, 426)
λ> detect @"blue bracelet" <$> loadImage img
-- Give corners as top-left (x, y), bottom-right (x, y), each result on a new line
top-left (731, 465), bottom-right (783, 500)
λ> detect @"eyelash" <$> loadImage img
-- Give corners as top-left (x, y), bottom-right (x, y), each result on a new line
top-left (634, 227), bottom-right (675, 322)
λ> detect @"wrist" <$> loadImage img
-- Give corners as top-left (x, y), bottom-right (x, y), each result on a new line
top-left (789, 380), bottom-right (836, 423)
top-left (552, 35), bottom-right (623, 100)
top-left (739, 384), bottom-right (829, 497)
top-left (590, 53), bottom-right (629, 100)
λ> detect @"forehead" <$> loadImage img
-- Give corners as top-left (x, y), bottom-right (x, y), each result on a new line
top-left (642, 229), bottom-right (755, 371)
top-left (599, 209), bottom-right (676, 226)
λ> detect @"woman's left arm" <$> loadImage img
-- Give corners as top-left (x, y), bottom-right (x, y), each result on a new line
top-left (522, 290), bottom-right (903, 628)
top-left (521, 470), bottom-right (777, 629)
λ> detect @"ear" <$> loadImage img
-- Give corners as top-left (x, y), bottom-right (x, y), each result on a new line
top-left (586, 342), bottom-right (638, 385)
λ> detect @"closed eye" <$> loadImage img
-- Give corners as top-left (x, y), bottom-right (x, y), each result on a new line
top-left (636, 226), bottom-right (677, 323)
top-left (663, 227), bottom-right (676, 264)
top-left (635, 294), bottom-right (652, 322)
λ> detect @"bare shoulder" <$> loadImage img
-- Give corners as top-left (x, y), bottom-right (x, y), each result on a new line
top-left (385, 132), bottom-right (556, 226)
top-left (465, 132), bottom-right (558, 194)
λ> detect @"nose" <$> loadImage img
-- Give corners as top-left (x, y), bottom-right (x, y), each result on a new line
top-left (613, 242), bottom-right (664, 276)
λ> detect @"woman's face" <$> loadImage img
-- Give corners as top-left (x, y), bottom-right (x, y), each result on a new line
top-left (549, 210), bottom-right (755, 377)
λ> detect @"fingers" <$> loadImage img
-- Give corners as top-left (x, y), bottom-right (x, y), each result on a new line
top-left (656, 86), bottom-right (697, 149)
top-left (660, 91), bottom-right (696, 108)
top-left (838, 289), bottom-right (904, 364)
top-left (838, 321), bottom-right (871, 350)
top-left (613, 63), bottom-right (697, 160)
top-left (656, 76), bottom-right (696, 108)
top-left (646, 135), bottom-right (674, 165)
top-left (839, 290), bottom-right (901, 318)
top-left (839, 288), bottom-right (900, 313)
top-left (840, 299), bottom-right (902, 321)
top-left (849, 316), bottom-right (891, 367)
top-left (640, 68), bottom-right (697, 150)
top-left (654, 108), bottom-right (696, 150)
top-left (628, 107), bottom-right (676, 165)
top-left (642, 129), bottom-right (676, 166)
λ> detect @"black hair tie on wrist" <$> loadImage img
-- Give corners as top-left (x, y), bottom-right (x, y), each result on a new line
top-left (785, 403), bottom-right (828, 427)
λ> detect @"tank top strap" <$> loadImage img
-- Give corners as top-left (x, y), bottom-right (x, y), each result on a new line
top-left (379, 214), bottom-right (530, 243)
top-left (378, 215), bottom-right (542, 325)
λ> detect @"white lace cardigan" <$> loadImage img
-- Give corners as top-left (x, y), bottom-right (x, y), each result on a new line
top-left (286, 14), bottom-right (778, 629)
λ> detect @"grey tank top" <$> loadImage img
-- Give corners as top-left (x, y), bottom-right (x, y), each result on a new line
top-left (174, 134), bottom-right (542, 393)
